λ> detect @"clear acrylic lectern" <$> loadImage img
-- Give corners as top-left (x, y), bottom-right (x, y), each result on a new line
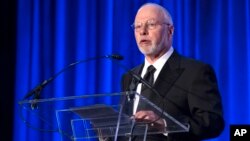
top-left (18, 91), bottom-right (189, 141)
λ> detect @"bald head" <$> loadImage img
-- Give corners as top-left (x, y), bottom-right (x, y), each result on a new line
top-left (136, 3), bottom-right (173, 25)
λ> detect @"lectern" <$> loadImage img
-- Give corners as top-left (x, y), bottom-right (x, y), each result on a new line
top-left (18, 91), bottom-right (189, 141)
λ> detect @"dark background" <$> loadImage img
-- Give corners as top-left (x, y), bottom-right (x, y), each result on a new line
top-left (1, 0), bottom-right (16, 140)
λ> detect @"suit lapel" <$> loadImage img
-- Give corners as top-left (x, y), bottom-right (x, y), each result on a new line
top-left (154, 51), bottom-right (184, 98)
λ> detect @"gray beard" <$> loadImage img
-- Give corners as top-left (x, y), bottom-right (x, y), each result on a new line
top-left (139, 42), bottom-right (164, 56)
top-left (139, 45), bottom-right (157, 56)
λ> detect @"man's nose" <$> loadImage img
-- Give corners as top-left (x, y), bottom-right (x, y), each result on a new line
top-left (139, 25), bottom-right (148, 35)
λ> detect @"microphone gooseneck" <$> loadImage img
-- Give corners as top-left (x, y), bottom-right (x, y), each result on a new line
top-left (23, 54), bottom-right (123, 100)
top-left (106, 54), bottom-right (124, 60)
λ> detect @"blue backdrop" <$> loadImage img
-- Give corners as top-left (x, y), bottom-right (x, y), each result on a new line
top-left (14, 0), bottom-right (250, 141)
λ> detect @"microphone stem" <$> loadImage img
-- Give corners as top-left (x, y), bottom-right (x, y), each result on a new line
top-left (22, 54), bottom-right (123, 100)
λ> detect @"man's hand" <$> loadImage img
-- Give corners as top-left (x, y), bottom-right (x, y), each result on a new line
top-left (134, 110), bottom-right (166, 130)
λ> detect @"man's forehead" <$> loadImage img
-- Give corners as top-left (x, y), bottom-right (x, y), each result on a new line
top-left (135, 6), bottom-right (163, 22)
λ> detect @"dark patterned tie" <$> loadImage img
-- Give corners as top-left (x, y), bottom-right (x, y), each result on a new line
top-left (137, 65), bottom-right (156, 111)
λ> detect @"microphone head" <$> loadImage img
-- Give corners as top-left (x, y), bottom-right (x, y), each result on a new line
top-left (107, 54), bottom-right (124, 60)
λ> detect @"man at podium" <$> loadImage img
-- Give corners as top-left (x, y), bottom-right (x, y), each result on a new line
top-left (121, 3), bottom-right (224, 141)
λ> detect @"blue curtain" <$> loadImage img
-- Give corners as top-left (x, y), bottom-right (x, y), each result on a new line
top-left (14, 0), bottom-right (250, 141)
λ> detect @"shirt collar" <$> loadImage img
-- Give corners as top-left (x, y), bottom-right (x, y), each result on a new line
top-left (142, 46), bottom-right (174, 79)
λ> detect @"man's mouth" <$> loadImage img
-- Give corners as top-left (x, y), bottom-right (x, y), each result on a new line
top-left (140, 39), bottom-right (151, 45)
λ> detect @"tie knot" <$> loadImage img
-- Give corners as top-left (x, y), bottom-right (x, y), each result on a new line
top-left (147, 65), bottom-right (156, 74)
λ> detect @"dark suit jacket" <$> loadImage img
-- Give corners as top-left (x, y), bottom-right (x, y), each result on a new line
top-left (121, 51), bottom-right (224, 141)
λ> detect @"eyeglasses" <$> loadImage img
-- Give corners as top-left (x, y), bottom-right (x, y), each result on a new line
top-left (131, 19), bottom-right (170, 32)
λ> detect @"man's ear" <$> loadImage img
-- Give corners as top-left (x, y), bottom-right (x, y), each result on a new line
top-left (169, 26), bottom-right (174, 36)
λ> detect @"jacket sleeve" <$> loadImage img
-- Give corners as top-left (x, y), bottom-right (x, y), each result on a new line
top-left (187, 64), bottom-right (225, 139)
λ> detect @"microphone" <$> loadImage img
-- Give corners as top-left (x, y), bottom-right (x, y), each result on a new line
top-left (106, 54), bottom-right (124, 60)
top-left (23, 54), bottom-right (123, 100)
